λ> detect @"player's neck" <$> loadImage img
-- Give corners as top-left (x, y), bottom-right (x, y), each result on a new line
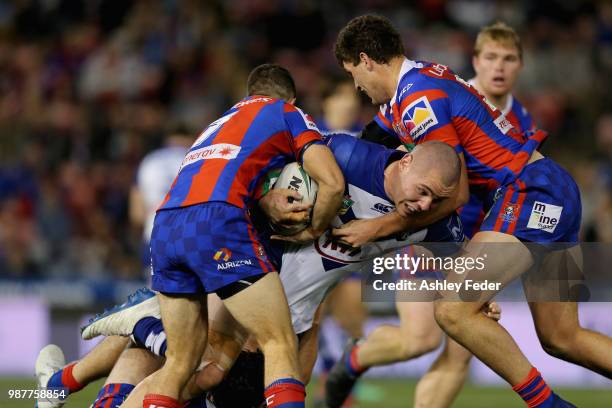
top-left (473, 78), bottom-right (510, 111)
top-left (487, 93), bottom-right (509, 112)
top-left (385, 56), bottom-right (407, 101)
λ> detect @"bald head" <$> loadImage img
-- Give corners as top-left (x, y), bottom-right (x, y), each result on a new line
top-left (410, 141), bottom-right (461, 189)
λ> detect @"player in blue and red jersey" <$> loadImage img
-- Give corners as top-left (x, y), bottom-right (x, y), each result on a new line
top-left (458, 22), bottom-right (537, 238)
top-left (130, 64), bottom-right (344, 408)
top-left (410, 22), bottom-right (544, 408)
top-left (328, 14), bottom-right (612, 408)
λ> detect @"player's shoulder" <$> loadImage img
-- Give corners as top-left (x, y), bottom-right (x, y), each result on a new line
top-left (395, 60), bottom-right (462, 104)
top-left (510, 95), bottom-right (531, 116)
top-left (325, 132), bottom-right (359, 157)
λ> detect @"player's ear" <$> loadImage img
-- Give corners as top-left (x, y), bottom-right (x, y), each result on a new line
top-left (399, 153), bottom-right (413, 171)
top-left (360, 52), bottom-right (373, 70)
top-left (472, 54), bottom-right (478, 68)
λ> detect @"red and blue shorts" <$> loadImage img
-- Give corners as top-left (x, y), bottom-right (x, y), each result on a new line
top-left (480, 158), bottom-right (581, 243)
top-left (150, 202), bottom-right (276, 295)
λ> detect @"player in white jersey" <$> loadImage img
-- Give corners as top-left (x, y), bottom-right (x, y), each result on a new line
top-left (130, 126), bottom-right (193, 245)
top-left (71, 134), bottom-right (472, 407)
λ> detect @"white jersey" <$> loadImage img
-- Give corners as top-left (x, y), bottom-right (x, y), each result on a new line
top-left (279, 134), bottom-right (464, 334)
top-left (136, 145), bottom-right (188, 241)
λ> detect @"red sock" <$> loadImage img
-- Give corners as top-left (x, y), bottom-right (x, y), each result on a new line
top-left (512, 367), bottom-right (553, 407)
top-left (346, 345), bottom-right (365, 376)
top-left (143, 394), bottom-right (182, 408)
top-left (264, 378), bottom-right (305, 407)
top-left (61, 363), bottom-right (84, 393)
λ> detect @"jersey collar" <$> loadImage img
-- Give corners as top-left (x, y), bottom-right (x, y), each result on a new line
top-left (389, 58), bottom-right (420, 108)
top-left (501, 93), bottom-right (514, 116)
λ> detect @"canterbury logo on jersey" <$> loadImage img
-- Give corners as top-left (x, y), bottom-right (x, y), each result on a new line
top-left (371, 202), bottom-right (394, 214)
top-left (179, 143), bottom-right (242, 172)
top-left (401, 96), bottom-right (438, 140)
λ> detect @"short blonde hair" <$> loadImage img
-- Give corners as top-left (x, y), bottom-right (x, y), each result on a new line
top-left (474, 22), bottom-right (522, 60)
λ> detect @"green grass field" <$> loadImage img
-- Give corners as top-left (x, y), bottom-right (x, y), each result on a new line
top-left (1, 377), bottom-right (611, 407)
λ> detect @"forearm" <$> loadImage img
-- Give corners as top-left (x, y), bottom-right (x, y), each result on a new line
top-left (310, 183), bottom-right (343, 235)
top-left (365, 195), bottom-right (463, 240)
top-left (302, 144), bottom-right (344, 235)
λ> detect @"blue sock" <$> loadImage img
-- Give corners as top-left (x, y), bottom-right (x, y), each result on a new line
top-left (132, 317), bottom-right (167, 357)
top-left (92, 383), bottom-right (135, 408)
top-left (46, 370), bottom-right (65, 389)
top-left (512, 367), bottom-right (557, 407)
top-left (46, 362), bottom-right (82, 396)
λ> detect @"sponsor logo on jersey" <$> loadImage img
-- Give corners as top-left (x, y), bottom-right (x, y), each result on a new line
top-left (371, 202), bottom-right (394, 214)
top-left (527, 201), bottom-right (562, 233)
top-left (216, 259), bottom-right (253, 270)
top-left (180, 143), bottom-right (241, 171)
top-left (214, 247), bottom-right (254, 270)
top-left (494, 115), bottom-right (513, 135)
top-left (401, 96), bottom-right (439, 140)
top-left (428, 63), bottom-right (448, 77)
top-left (338, 195), bottom-right (354, 215)
top-left (296, 107), bottom-right (320, 131)
top-left (500, 203), bottom-right (519, 223)
top-left (213, 248), bottom-right (232, 262)
top-left (234, 97), bottom-right (272, 108)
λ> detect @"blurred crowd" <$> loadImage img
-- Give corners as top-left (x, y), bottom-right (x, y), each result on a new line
top-left (1, 0), bottom-right (611, 280)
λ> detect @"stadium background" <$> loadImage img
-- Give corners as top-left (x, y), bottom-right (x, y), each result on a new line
top-left (0, 0), bottom-right (611, 406)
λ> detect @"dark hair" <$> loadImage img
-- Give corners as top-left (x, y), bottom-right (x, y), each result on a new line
top-left (334, 14), bottom-right (404, 66)
top-left (247, 63), bottom-right (296, 101)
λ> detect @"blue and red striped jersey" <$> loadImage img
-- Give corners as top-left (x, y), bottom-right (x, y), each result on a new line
top-left (467, 78), bottom-right (535, 136)
top-left (375, 59), bottom-right (546, 192)
top-left (159, 96), bottom-right (322, 210)
top-left (504, 94), bottom-right (535, 135)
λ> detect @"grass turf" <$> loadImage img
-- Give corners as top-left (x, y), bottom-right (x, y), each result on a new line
top-left (1, 377), bottom-right (610, 407)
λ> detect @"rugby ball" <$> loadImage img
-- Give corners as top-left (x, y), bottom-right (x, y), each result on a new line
top-left (271, 162), bottom-right (318, 235)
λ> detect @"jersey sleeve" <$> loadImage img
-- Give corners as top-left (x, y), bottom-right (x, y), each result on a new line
top-left (523, 110), bottom-right (536, 132)
top-left (283, 104), bottom-right (324, 162)
top-left (374, 105), bottom-right (395, 135)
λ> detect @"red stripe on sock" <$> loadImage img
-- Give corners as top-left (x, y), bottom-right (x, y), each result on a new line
top-left (512, 367), bottom-right (540, 393)
top-left (93, 385), bottom-right (109, 408)
top-left (103, 383), bottom-right (120, 408)
top-left (264, 382), bottom-right (305, 407)
top-left (527, 385), bottom-right (552, 408)
top-left (62, 362), bottom-right (84, 393)
top-left (349, 346), bottom-right (364, 374)
top-left (143, 394), bottom-right (182, 408)
top-left (522, 379), bottom-right (546, 400)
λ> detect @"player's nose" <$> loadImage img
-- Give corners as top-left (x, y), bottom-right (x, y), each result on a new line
top-left (418, 197), bottom-right (432, 212)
